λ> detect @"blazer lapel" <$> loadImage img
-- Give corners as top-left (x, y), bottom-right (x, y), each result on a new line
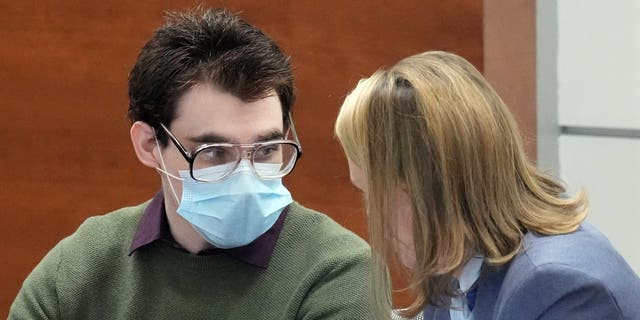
top-left (470, 262), bottom-right (510, 319)
top-left (422, 262), bottom-right (511, 320)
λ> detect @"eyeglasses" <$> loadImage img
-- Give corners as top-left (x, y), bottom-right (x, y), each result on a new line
top-left (159, 116), bottom-right (302, 182)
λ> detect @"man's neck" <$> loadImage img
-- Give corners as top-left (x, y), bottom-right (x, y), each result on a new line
top-left (165, 204), bottom-right (214, 254)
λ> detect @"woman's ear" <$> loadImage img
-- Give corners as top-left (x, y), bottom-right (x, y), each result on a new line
top-left (347, 158), bottom-right (366, 191)
top-left (130, 121), bottom-right (160, 169)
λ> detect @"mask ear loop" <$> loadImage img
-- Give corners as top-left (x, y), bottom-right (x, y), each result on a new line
top-left (153, 133), bottom-right (182, 206)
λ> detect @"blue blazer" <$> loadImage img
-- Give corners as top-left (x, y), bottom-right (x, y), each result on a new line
top-left (423, 223), bottom-right (640, 320)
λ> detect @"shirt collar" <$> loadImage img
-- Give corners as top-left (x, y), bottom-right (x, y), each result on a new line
top-left (449, 255), bottom-right (484, 320)
top-left (128, 190), bottom-right (288, 268)
top-left (457, 255), bottom-right (484, 292)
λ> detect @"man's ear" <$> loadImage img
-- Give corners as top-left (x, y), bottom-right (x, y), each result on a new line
top-left (130, 121), bottom-right (160, 169)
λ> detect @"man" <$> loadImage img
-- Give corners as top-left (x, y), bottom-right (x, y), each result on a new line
top-left (10, 8), bottom-right (373, 319)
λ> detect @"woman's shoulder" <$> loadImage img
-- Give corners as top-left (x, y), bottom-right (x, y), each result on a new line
top-left (518, 222), bottom-right (629, 275)
top-left (496, 222), bottom-right (640, 318)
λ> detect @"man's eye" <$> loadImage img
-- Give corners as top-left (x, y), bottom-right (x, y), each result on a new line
top-left (255, 144), bottom-right (280, 159)
top-left (198, 147), bottom-right (234, 163)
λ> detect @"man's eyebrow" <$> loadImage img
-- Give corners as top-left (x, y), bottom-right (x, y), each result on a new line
top-left (187, 129), bottom-right (284, 144)
top-left (254, 130), bottom-right (285, 142)
top-left (188, 133), bottom-right (230, 144)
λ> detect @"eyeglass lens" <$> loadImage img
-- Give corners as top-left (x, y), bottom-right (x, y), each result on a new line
top-left (192, 143), bottom-right (298, 181)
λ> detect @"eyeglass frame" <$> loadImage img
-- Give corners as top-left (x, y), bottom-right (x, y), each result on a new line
top-left (158, 113), bottom-right (303, 182)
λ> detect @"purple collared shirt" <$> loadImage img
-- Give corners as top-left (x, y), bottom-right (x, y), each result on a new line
top-left (128, 191), bottom-right (288, 268)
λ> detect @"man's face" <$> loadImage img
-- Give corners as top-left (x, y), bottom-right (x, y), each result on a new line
top-left (158, 83), bottom-right (284, 212)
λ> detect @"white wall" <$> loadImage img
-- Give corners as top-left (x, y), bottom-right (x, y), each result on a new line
top-left (557, 0), bottom-right (640, 130)
top-left (551, 0), bottom-right (640, 274)
top-left (559, 136), bottom-right (640, 273)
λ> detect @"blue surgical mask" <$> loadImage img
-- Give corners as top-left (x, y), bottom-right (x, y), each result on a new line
top-left (174, 161), bottom-right (292, 248)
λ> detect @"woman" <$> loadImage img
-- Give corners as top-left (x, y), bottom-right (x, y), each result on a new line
top-left (335, 51), bottom-right (640, 319)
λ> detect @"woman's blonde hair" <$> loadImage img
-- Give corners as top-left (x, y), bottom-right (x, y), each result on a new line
top-left (335, 51), bottom-right (588, 316)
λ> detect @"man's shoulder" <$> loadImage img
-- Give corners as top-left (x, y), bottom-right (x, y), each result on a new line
top-left (270, 202), bottom-right (374, 318)
top-left (276, 201), bottom-right (370, 260)
top-left (284, 201), bottom-right (368, 244)
top-left (59, 201), bottom-right (149, 258)
top-left (72, 201), bottom-right (147, 240)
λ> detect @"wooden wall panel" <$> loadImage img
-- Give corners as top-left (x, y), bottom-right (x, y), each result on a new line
top-left (484, 0), bottom-right (537, 159)
top-left (0, 1), bottom-right (482, 315)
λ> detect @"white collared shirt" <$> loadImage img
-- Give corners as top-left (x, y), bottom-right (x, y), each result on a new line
top-left (450, 255), bottom-right (484, 320)
top-left (391, 255), bottom-right (484, 320)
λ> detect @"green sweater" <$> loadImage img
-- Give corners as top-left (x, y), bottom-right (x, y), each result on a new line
top-left (9, 201), bottom-right (374, 319)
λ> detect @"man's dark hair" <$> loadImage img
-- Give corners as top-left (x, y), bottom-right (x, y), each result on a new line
top-left (128, 7), bottom-right (295, 146)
